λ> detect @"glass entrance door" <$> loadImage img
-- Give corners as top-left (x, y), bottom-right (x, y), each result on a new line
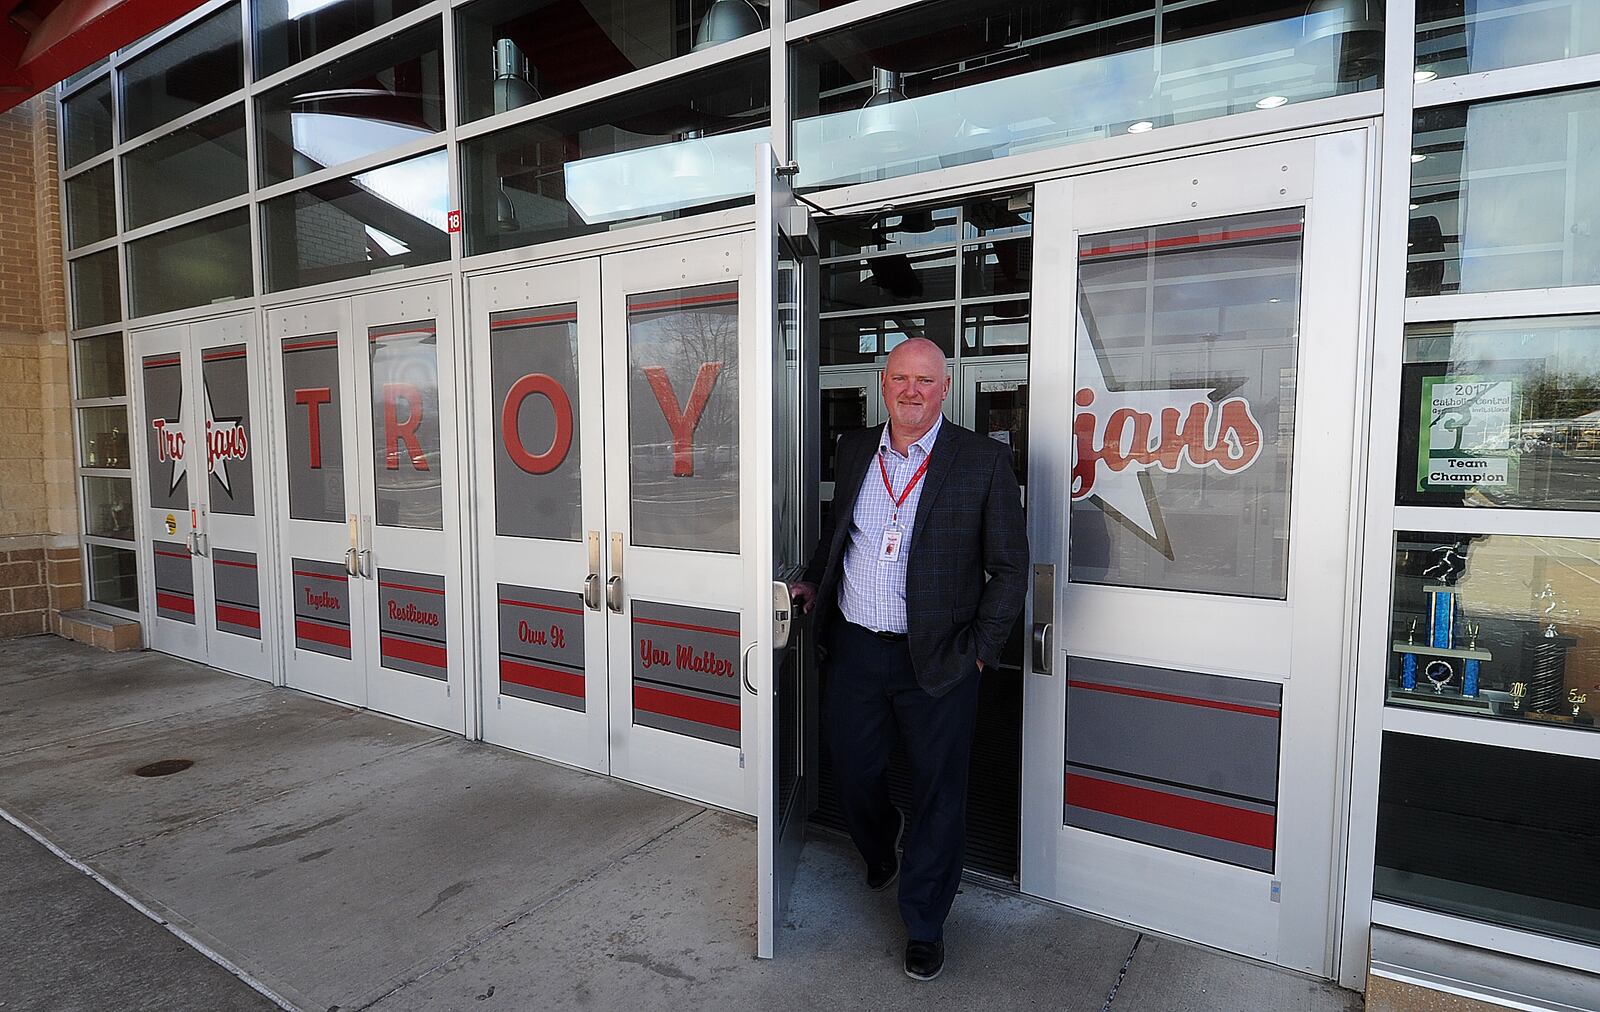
top-left (268, 280), bottom-right (466, 732)
top-left (470, 233), bottom-right (772, 814)
top-left (133, 313), bottom-right (270, 679)
top-left (1020, 134), bottom-right (1370, 974)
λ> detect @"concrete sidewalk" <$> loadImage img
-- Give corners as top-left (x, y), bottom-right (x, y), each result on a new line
top-left (0, 637), bottom-right (1363, 1011)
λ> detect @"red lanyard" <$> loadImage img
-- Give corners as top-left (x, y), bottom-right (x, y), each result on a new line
top-left (879, 451), bottom-right (930, 523)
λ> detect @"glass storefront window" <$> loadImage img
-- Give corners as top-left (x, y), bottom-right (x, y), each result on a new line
top-left (1399, 317), bottom-right (1600, 510)
top-left (261, 149), bottom-right (450, 292)
top-left (257, 20), bottom-right (445, 186)
top-left (822, 249), bottom-right (957, 312)
top-left (1387, 532), bottom-right (1600, 730)
top-left (119, 6), bottom-right (244, 140)
top-left (74, 334), bottom-right (126, 400)
top-left (82, 476), bottom-right (135, 540)
top-left (820, 314), bottom-right (955, 366)
top-left (962, 300), bottom-right (1031, 356)
top-left (127, 210), bottom-right (252, 317)
top-left (455, 0), bottom-right (766, 124)
top-left (791, 0), bottom-right (1383, 191)
top-left (1409, 87), bottom-right (1600, 297)
top-left (77, 407), bottom-right (131, 469)
top-left (820, 206), bottom-right (960, 258)
top-left (87, 544), bottom-right (138, 611)
top-left (123, 105), bottom-right (249, 230)
top-left (1376, 733), bottom-right (1600, 945)
top-left (70, 249), bottom-right (121, 329)
top-left (254, 0), bottom-right (428, 78)
top-left (66, 162), bottom-right (117, 249)
top-left (1068, 207), bottom-right (1305, 599)
top-left (1416, 0), bottom-right (1600, 80)
top-left (461, 54), bottom-right (770, 255)
top-left (63, 77), bottom-right (114, 168)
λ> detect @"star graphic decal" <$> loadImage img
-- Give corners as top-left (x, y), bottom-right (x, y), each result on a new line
top-left (1071, 299), bottom-right (1263, 561)
top-left (204, 381), bottom-right (246, 499)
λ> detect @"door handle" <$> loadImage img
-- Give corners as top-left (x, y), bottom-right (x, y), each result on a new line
top-left (606, 531), bottom-right (624, 613)
top-left (742, 643), bottom-right (758, 695)
top-left (345, 547), bottom-right (359, 577)
top-left (359, 549), bottom-right (373, 579)
top-left (1032, 563), bottom-right (1056, 675)
top-left (772, 581), bottom-right (793, 651)
top-left (584, 531), bottom-right (602, 611)
top-left (1032, 622), bottom-right (1053, 675)
top-left (194, 532), bottom-right (208, 557)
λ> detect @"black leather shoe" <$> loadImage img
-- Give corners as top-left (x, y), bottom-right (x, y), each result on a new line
top-left (904, 939), bottom-right (945, 981)
top-left (866, 809), bottom-right (906, 891)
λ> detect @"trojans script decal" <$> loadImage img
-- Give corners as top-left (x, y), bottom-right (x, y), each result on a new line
top-left (1071, 306), bottom-right (1265, 560)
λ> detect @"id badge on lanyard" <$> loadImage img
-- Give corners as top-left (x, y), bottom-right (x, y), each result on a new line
top-left (878, 452), bottom-right (928, 565)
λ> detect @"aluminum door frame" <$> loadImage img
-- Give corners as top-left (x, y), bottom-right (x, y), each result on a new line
top-left (469, 259), bottom-right (611, 773)
top-left (600, 232), bottom-right (758, 815)
top-left (266, 296), bottom-right (368, 709)
top-left (190, 312), bottom-right (273, 680)
top-left (132, 321), bottom-right (207, 661)
top-left (1020, 131), bottom-right (1371, 976)
top-left (351, 280), bottom-right (468, 734)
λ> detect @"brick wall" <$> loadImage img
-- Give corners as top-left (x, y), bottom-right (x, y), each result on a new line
top-left (0, 93), bottom-right (82, 638)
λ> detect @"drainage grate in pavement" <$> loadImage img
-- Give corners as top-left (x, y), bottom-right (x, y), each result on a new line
top-left (133, 759), bottom-right (195, 778)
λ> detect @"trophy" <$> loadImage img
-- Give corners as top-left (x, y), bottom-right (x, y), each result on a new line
top-left (1519, 584), bottom-right (1577, 715)
top-left (1392, 542), bottom-right (1492, 708)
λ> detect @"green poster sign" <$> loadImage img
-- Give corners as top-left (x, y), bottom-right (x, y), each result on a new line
top-left (1418, 375), bottom-right (1521, 494)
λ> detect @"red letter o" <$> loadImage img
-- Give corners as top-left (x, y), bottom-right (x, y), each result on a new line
top-left (502, 374), bottom-right (573, 475)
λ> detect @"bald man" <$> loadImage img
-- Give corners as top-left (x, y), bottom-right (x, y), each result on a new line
top-left (791, 338), bottom-right (1027, 981)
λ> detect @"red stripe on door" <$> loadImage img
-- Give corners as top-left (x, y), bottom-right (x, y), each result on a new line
top-left (215, 604), bottom-right (261, 629)
top-left (1066, 773), bottom-right (1276, 852)
top-left (202, 349), bottom-right (246, 362)
top-left (296, 619), bottom-right (351, 648)
top-left (156, 592), bottom-right (195, 615)
top-left (1079, 223), bottom-right (1304, 260)
top-left (500, 658), bottom-right (584, 698)
top-left (283, 339), bottom-right (338, 352)
top-left (143, 355), bottom-right (182, 368)
top-left (378, 580), bottom-right (444, 596)
top-left (213, 557), bottom-right (257, 570)
top-left (634, 685), bottom-right (740, 731)
top-left (633, 616), bottom-right (740, 638)
top-left (381, 636), bottom-right (447, 669)
top-left (154, 548), bottom-right (190, 560)
top-left (491, 311), bottom-right (577, 329)
top-left (628, 291), bottom-right (737, 314)
top-left (1068, 679), bottom-right (1280, 719)
top-left (499, 597), bottom-right (584, 616)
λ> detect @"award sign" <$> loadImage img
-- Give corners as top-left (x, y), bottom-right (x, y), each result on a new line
top-left (1417, 375), bottom-right (1520, 494)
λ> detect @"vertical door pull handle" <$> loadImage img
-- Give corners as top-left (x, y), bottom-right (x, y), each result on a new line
top-left (345, 548), bottom-right (359, 577)
top-left (359, 549), bottom-right (373, 579)
top-left (1032, 622), bottom-right (1053, 674)
top-left (605, 575), bottom-right (623, 613)
top-left (583, 574), bottom-right (601, 612)
top-left (742, 643), bottom-right (758, 695)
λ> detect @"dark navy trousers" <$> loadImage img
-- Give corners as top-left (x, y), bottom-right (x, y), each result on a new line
top-left (825, 619), bottom-right (982, 942)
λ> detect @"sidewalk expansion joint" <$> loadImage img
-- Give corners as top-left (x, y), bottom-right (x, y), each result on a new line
top-left (1101, 933), bottom-right (1143, 1012)
top-left (355, 806), bottom-right (710, 1012)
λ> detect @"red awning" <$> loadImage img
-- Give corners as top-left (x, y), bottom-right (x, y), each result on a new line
top-left (1, 0), bottom-right (205, 114)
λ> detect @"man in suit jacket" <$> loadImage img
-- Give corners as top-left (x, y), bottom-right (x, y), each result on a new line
top-left (791, 337), bottom-right (1028, 981)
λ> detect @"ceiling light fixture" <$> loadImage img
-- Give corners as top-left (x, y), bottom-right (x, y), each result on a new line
top-left (1414, 69), bottom-right (1438, 84)
top-left (693, 0), bottom-right (762, 51)
top-left (1127, 120), bottom-right (1154, 133)
top-left (1256, 95), bottom-right (1289, 109)
top-left (1410, 152), bottom-right (1427, 163)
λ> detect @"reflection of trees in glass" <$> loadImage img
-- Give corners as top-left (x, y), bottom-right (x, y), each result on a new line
top-left (1524, 369), bottom-right (1600, 422)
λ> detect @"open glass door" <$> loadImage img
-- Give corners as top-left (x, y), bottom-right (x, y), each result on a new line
top-left (755, 144), bottom-right (818, 957)
top-left (1021, 133), bottom-right (1370, 974)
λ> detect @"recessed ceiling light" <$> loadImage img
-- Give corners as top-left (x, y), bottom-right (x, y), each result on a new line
top-left (1409, 203), bottom-right (1419, 210)
top-left (1256, 95), bottom-right (1288, 109)
top-left (1268, 298), bottom-right (1281, 304)
top-left (1128, 120), bottom-right (1155, 133)
top-left (1414, 70), bottom-right (1438, 84)
top-left (1410, 153), bottom-right (1427, 163)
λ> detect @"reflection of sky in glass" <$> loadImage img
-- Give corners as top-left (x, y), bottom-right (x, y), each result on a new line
top-left (287, 0), bottom-right (344, 18)
top-left (795, 15), bottom-right (1343, 188)
top-left (562, 127), bottom-right (772, 224)
top-left (353, 149), bottom-right (449, 237)
top-left (290, 113), bottom-right (432, 173)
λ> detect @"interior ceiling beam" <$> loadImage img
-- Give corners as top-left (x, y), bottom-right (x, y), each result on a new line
top-left (1, 0), bottom-right (204, 114)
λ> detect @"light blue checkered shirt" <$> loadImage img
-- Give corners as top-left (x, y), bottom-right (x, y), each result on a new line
top-left (838, 416), bottom-right (942, 634)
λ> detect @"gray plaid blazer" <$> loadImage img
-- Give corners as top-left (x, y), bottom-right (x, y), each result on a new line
top-left (803, 420), bottom-right (1029, 697)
